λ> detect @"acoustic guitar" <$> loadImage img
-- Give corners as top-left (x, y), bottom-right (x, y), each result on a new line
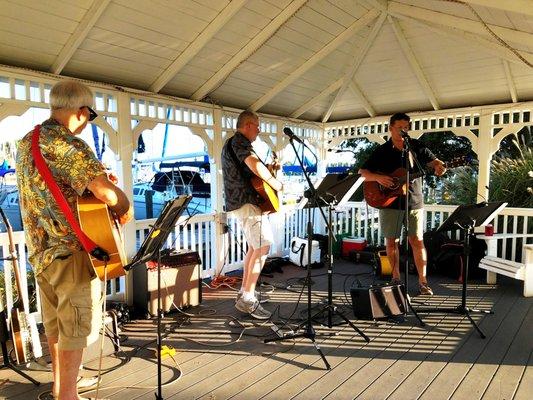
top-left (363, 156), bottom-right (470, 209)
top-left (76, 194), bottom-right (127, 280)
top-left (251, 152), bottom-right (280, 213)
top-left (0, 208), bottom-right (42, 364)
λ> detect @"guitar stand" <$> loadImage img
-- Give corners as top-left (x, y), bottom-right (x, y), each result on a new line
top-left (0, 302), bottom-right (40, 386)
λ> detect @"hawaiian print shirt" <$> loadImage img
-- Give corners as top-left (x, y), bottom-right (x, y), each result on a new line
top-left (16, 119), bottom-right (105, 275)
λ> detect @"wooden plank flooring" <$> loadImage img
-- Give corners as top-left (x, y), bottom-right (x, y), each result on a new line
top-left (1, 260), bottom-right (531, 400)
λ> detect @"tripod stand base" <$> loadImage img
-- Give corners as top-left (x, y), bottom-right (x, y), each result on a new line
top-left (1, 340), bottom-right (40, 386)
top-left (416, 305), bottom-right (493, 339)
top-left (1, 363), bottom-right (41, 386)
top-left (264, 325), bottom-right (331, 370)
top-left (315, 304), bottom-right (370, 343)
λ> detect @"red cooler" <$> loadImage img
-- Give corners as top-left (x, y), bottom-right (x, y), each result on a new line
top-left (342, 237), bottom-right (367, 258)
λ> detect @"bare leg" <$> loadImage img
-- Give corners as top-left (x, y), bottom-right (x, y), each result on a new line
top-left (241, 248), bottom-right (253, 293)
top-left (385, 237), bottom-right (401, 280)
top-left (408, 236), bottom-right (428, 284)
top-left (242, 245), bottom-right (270, 295)
top-left (58, 347), bottom-right (84, 400)
top-left (47, 336), bottom-right (60, 398)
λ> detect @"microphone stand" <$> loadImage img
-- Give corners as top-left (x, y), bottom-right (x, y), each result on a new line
top-left (263, 135), bottom-right (333, 370)
top-left (399, 133), bottom-right (425, 326)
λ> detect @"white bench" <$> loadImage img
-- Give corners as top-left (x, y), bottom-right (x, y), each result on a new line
top-left (477, 234), bottom-right (533, 297)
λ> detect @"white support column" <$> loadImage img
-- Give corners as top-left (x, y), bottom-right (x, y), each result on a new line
top-left (211, 108), bottom-right (227, 275)
top-left (270, 121), bottom-right (286, 256)
top-left (115, 92), bottom-right (136, 305)
top-left (476, 114), bottom-right (493, 203)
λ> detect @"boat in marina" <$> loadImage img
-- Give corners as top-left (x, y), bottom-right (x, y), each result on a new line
top-left (0, 185), bottom-right (22, 232)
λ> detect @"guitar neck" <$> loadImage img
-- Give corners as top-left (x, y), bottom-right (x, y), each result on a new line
top-left (0, 209), bottom-right (26, 311)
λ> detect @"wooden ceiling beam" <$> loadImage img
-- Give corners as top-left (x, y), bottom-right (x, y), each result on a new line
top-left (51, 0), bottom-right (110, 74)
top-left (249, 8), bottom-right (380, 111)
top-left (321, 12), bottom-right (386, 122)
top-left (360, 0), bottom-right (388, 12)
top-left (393, 13), bottom-right (533, 67)
top-left (191, 0), bottom-right (308, 101)
top-left (150, 0), bottom-right (246, 93)
top-left (389, 1), bottom-right (533, 47)
top-left (502, 60), bottom-right (518, 102)
top-left (389, 16), bottom-right (440, 110)
top-left (462, 0), bottom-right (533, 18)
top-left (349, 81), bottom-right (376, 117)
top-left (290, 78), bottom-right (343, 118)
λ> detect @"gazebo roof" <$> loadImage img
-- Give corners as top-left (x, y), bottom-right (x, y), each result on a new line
top-left (0, 0), bottom-right (531, 122)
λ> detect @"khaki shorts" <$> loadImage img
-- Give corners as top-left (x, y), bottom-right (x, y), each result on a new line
top-left (232, 203), bottom-right (273, 249)
top-left (379, 208), bottom-right (424, 239)
top-left (36, 251), bottom-right (102, 350)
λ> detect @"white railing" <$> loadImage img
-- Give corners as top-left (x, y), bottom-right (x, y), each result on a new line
top-left (3, 204), bottom-right (532, 320)
top-left (134, 212), bottom-right (217, 277)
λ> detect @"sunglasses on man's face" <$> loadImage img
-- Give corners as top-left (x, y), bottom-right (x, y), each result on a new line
top-left (81, 106), bottom-right (98, 121)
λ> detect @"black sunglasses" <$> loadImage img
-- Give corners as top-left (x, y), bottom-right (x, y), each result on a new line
top-left (81, 106), bottom-right (98, 121)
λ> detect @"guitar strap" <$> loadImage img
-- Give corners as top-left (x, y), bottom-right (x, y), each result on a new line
top-left (228, 134), bottom-right (271, 174)
top-left (31, 125), bottom-right (109, 262)
top-left (227, 135), bottom-right (250, 178)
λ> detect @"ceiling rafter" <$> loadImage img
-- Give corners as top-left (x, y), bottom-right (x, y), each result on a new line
top-left (389, 16), bottom-right (440, 110)
top-left (389, 1), bottom-right (533, 47)
top-left (321, 12), bottom-right (386, 122)
top-left (462, 0), bottom-right (533, 18)
top-left (149, 0), bottom-right (246, 93)
top-left (502, 60), bottom-right (518, 102)
top-left (249, 8), bottom-right (380, 111)
top-left (290, 78), bottom-right (343, 118)
top-left (349, 81), bottom-right (376, 117)
top-left (51, 0), bottom-right (110, 74)
top-left (190, 0), bottom-right (308, 101)
top-left (393, 13), bottom-right (533, 67)
top-left (360, 0), bottom-right (388, 12)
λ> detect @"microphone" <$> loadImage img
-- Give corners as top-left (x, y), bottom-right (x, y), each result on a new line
top-left (283, 127), bottom-right (304, 144)
top-left (400, 129), bottom-right (410, 138)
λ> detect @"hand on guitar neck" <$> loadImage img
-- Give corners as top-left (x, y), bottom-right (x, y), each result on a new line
top-left (362, 156), bottom-right (470, 209)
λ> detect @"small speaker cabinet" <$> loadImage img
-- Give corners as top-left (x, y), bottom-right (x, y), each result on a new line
top-left (350, 284), bottom-right (406, 320)
top-left (133, 257), bottom-right (202, 316)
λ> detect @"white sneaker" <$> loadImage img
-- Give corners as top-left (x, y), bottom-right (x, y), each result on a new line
top-left (236, 290), bottom-right (270, 304)
top-left (235, 298), bottom-right (272, 320)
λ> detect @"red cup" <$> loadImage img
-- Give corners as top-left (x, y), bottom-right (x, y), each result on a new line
top-left (485, 224), bottom-right (494, 236)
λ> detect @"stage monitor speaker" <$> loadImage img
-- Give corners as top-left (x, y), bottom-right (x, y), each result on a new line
top-left (350, 284), bottom-right (406, 320)
top-left (133, 251), bottom-right (202, 316)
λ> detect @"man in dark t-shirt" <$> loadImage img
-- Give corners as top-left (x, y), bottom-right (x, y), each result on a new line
top-left (359, 113), bottom-right (446, 295)
top-left (221, 110), bottom-right (283, 319)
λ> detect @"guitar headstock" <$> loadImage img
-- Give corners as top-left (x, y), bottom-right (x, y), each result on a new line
top-left (271, 151), bottom-right (281, 171)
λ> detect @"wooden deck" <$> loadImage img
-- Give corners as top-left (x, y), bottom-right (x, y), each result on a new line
top-left (1, 260), bottom-right (532, 400)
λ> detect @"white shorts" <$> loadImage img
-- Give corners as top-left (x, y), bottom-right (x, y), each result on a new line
top-left (232, 204), bottom-right (273, 249)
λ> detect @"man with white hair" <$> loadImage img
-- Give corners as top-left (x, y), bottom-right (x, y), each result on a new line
top-left (221, 110), bottom-right (283, 320)
top-left (16, 80), bottom-right (133, 400)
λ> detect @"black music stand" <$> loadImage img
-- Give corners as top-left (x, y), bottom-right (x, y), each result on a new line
top-left (303, 173), bottom-right (369, 334)
top-left (125, 195), bottom-right (191, 400)
top-left (416, 201), bottom-right (506, 338)
top-left (264, 171), bottom-right (369, 370)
